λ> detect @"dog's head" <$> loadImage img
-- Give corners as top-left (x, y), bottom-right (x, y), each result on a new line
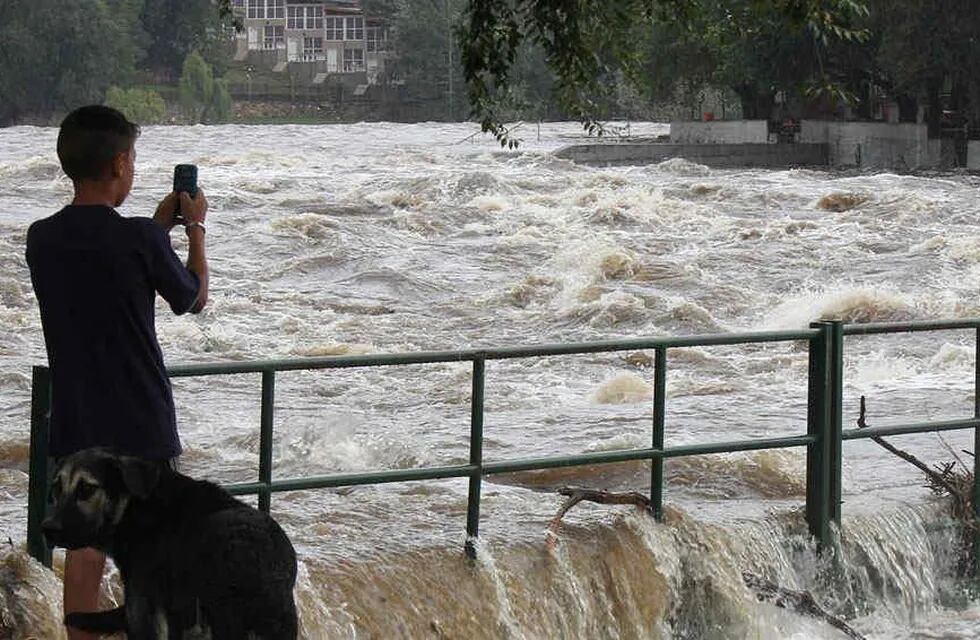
top-left (42, 448), bottom-right (162, 550)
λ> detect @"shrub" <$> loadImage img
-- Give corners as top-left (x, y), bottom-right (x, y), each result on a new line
top-left (104, 86), bottom-right (168, 124)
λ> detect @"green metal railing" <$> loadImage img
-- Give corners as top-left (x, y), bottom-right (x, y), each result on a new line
top-left (26, 319), bottom-right (980, 570)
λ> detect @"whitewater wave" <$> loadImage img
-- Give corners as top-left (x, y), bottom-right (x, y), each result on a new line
top-left (767, 287), bottom-right (916, 328)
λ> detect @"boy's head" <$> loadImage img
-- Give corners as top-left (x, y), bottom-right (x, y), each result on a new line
top-left (57, 106), bottom-right (140, 206)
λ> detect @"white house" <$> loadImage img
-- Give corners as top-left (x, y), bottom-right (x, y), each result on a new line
top-left (232, 0), bottom-right (389, 82)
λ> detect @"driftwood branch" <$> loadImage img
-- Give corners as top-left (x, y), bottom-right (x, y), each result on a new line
top-left (857, 396), bottom-right (959, 495)
top-left (857, 395), bottom-right (977, 573)
top-left (546, 487), bottom-right (652, 544)
top-left (742, 572), bottom-right (866, 640)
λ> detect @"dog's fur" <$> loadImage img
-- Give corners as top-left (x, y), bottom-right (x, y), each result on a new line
top-left (43, 448), bottom-right (298, 639)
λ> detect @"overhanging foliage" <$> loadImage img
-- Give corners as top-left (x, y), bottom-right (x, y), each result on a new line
top-left (459, 0), bottom-right (870, 146)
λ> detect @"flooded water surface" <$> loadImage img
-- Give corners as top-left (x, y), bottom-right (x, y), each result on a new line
top-left (1, 122), bottom-right (979, 637)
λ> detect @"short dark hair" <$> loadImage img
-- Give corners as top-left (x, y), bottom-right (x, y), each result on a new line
top-left (57, 105), bottom-right (140, 182)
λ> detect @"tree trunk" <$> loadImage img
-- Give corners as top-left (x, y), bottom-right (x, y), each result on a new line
top-left (897, 94), bottom-right (918, 123)
top-left (926, 76), bottom-right (942, 138)
top-left (734, 84), bottom-right (773, 121)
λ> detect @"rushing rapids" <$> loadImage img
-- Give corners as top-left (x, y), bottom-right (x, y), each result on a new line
top-left (1, 122), bottom-right (979, 638)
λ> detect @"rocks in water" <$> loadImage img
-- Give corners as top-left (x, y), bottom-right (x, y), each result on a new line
top-left (817, 192), bottom-right (868, 212)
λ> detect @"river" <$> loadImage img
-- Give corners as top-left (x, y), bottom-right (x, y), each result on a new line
top-left (1, 122), bottom-right (979, 638)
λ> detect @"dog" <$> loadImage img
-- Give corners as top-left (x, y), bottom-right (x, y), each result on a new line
top-left (42, 448), bottom-right (298, 639)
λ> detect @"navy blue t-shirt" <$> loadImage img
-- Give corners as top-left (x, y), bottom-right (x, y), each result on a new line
top-left (26, 205), bottom-right (200, 459)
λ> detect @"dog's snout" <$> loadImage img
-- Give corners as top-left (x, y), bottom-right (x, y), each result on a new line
top-left (41, 516), bottom-right (62, 539)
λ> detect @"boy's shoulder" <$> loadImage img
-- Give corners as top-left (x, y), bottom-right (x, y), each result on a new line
top-left (27, 209), bottom-right (160, 253)
top-left (25, 208), bottom-right (67, 249)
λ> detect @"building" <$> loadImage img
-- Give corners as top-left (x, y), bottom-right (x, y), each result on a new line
top-left (231, 0), bottom-right (390, 84)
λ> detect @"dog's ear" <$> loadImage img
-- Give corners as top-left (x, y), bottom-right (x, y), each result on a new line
top-left (114, 457), bottom-right (162, 500)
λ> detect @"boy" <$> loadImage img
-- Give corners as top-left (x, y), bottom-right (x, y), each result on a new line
top-left (26, 105), bottom-right (210, 639)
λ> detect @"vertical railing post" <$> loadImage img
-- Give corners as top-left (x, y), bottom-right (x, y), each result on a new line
top-left (258, 369), bottom-right (275, 514)
top-left (806, 323), bottom-right (831, 547)
top-left (27, 365), bottom-right (52, 567)
top-left (973, 326), bottom-right (980, 577)
top-left (651, 347), bottom-right (667, 521)
top-left (465, 357), bottom-right (485, 559)
top-left (827, 320), bottom-right (845, 528)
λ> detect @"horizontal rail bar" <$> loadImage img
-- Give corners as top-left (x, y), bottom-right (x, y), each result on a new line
top-left (168, 351), bottom-right (473, 377)
top-left (483, 435), bottom-right (816, 476)
top-left (841, 418), bottom-right (980, 440)
top-left (484, 447), bottom-right (661, 475)
top-left (663, 434), bottom-right (817, 458)
top-left (167, 329), bottom-right (820, 377)
top-left (220, 435), bottom-right (819, 496)
top-left (473, 330), bottom-right (819, 359)
top-left (223, 463), bottom-right (479, 495)
top-left (843, 319), bottom-right (980, 336)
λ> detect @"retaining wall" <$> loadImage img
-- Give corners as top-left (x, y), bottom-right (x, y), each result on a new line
top-left (969, 141), bottom-right (980, 170)
top-left (553, 143), bottom-right (828, 168)
top-left (670, 120), bottom-right (769, 144)
top-left (799, 121), bottom-right (939, 169)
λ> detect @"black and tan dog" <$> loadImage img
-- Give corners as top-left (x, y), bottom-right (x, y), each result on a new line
top-left (42, 448), bottom-right (298, 639)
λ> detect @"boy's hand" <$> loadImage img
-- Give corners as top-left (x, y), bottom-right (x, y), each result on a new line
top-left (179, 189), bottom-right (208, 226)
top-left (153, 192), bottom-right (180, 231)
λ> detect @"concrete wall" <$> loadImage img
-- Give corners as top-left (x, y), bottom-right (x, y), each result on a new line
top-left (554, 143), bottom-right (828, 168)
top-left (670, 120), bottom-right (769, 145)
top-left (968, 141), bottom-right (980, 170)
top-left (799, 121), bottom-right (939, 169)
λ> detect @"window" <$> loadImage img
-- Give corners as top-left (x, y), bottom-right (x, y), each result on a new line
top-left (343, 48), bottom-right (364, 72)
top-left (325, 17), bottom-right (343, 40)
top-left (303, 37), bottom-right (324, 61)
top-left (307, 6), bottom-right (323, 29)
top-left (288, 5), bottom-right (323, 30)
top-left (366, 26), bottom-right (387, 53)
top-left (248, 0), bottom-right (283, 20)
top-left (263, 25), bottom-right (284, 49)
top-left (344, 17), bottom-right (364, 41)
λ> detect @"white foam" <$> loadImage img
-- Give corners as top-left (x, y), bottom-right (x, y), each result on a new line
top-left (592, 373), bottom-right (653, 404)
top-left (944, 236), bottom-right (980, 263)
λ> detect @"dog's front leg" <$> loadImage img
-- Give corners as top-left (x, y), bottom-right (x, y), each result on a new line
top-left (65, 606), bottom-right (127, 633)
top-left (124, 594), bottom-right (173, 640)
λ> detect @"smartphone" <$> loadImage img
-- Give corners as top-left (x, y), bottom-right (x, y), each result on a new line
top-left (173, 164), bottom-right (198, 221)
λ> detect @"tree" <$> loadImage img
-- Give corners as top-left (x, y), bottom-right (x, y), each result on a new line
top-left (141, 0), bottom-right (233, 80)
top-left (105, 86), bottom-right (168, 124)
top-left (365, 0), bottom-right (569, 122)
top-left (0, 0), bottom-right (143, 125)
top-left (639, 1), bottom-right (871, 121)
top-left (178, 51), bottom-right (233, 124)
top-left (867, 0), bottom-right (980, 134)
top-left (209, 78), bottom-right (233, 123)
top-left (179, 51), bottom-right (214, 122)
top-left (459, 0), bottom-right (871, 145)
top-left (371, 0), bottom-right (468, 120)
